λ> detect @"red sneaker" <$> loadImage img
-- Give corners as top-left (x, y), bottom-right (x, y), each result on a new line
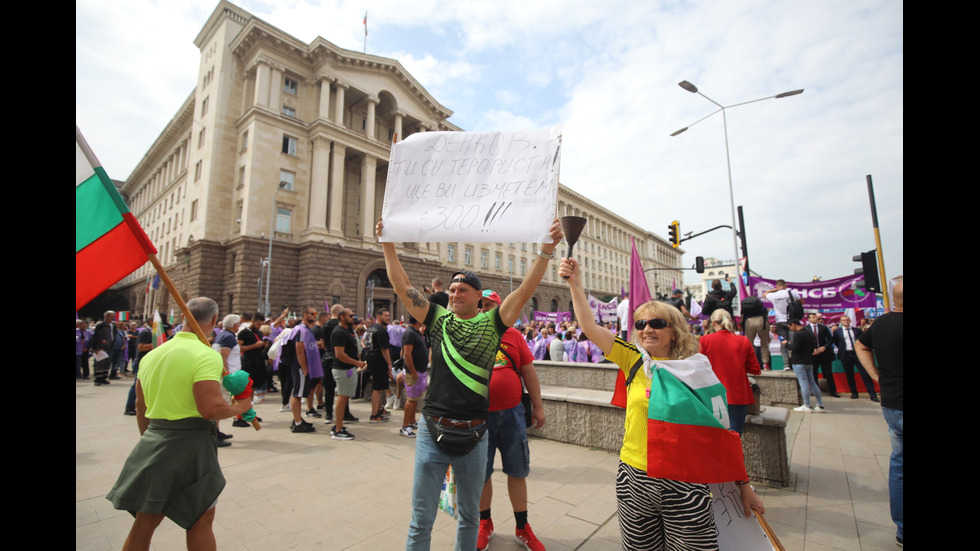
top-left (477, 518), bottom-right (493, 550)
top-left (515, 523), bottom-right (545, 551)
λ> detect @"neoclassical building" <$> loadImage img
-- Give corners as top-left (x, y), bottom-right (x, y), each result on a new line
top-left (115, 1), bottom-right (683, 322)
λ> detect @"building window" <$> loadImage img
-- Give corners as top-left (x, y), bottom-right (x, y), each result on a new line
top-left (283, 77), bottom-right (298, 95)
top-left (465, 247), bottom-right (473, 266)
top-left (197, 127), bottom-right (206, 149)
top-left (447, 244), bottom-right (456, 263)
top-left (495, 252), bottom-right (502, 271)
top-left (238, 166), bottom-right (246, 189)
top-left (200, 96), bottom-right (209, 117)
top-left (279, 170), bottom-right (295, 191)
top-left (520, 258), bottom-right (526, 276)
top-left (281, 105), bottom-right (296, 118)
top-left (240, 130), bottom-right (248, 152)
top-left (508, 256), bottom-right (515, 274)
top-left (194, 161), bottom-right (202, 182)
top-left (275, 207), bottom-right (291, 234)
top-left (480, 249), bottom-right (488, 269)
top-left (282, 135), bottom-right (297, 156)
top-left (234, 201), bottom-right (243, 233)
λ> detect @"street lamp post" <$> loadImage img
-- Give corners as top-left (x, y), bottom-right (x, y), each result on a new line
top-left (263, 181), bottom-right (288, 317)
top-left (671, 80), bottom-right (803, 299)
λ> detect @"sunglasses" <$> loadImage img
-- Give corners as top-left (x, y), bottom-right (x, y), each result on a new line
top-left (634, 318), bottom-right (670, 330)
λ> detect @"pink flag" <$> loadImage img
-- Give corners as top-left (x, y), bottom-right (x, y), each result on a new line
top-left (628, 236), bottom-right (652, 340)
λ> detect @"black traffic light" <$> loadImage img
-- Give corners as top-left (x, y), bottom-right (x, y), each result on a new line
top-left (853, 250), bottom-right (881, 294)
top-left (668, 220), bottom-right (680, 248)
top-left (695, 256), bottom-right (705, 274)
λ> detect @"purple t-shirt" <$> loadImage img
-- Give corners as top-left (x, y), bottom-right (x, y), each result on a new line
top-left (293, 323), bottom-right (322, 378)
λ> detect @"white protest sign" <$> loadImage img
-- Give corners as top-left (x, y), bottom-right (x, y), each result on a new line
top-left (380, 129), bottom-right (561, 242)
top-left (588, 295), bottom-right (619, 324)
top-left (710, 481), bottom-right (778, 551)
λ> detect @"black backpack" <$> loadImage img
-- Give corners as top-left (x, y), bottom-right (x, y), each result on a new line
top-left (741, 295), bottom-right (766, 318)
top-left (785, 290), bottom-right (805, 321)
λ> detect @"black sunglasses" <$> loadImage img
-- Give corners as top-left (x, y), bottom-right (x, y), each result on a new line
top-left (634, 318), bottom-right (670, 330)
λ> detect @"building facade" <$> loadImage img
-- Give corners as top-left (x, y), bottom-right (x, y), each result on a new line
top-left (115, 1), bottom-right (683, 322)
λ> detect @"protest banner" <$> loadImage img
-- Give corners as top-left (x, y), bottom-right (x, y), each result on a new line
top-left (380, 129), bottom-right (561, 242)
top-left (588, 295), bottom-right (619, 324)
top-left (748, 275), bottom-right (876, 310)
top-left (709, 481), bottom-right (780, 550)
top-left (532, 311), bottom-right (571, 323)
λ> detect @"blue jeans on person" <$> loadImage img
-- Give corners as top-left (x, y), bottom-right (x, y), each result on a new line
top-left (791, 363), bottom-right (823, 408)
top-left (882, 406), bottom-right (903, 540)
top-left (407, 419), bottom-right (489, 551)
top-left (484, 403), bottom-right (530, 481)
top-left (728, 404), bottom-right (749, 436)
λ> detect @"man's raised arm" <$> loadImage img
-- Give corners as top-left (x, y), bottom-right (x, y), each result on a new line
top-left (498, 218), bottom-right (563, 327)
top-left (376, 218), bottom-right (430, 322)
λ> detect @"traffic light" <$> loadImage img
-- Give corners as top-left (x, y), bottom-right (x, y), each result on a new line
top-left (853, 250), bottom-right (881, 294)
top-left (668, 220), bottom-right (680, 248)
top-left (695, 256), bottom-right (705, 274)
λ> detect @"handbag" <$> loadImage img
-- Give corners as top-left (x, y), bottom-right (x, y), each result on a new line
top-left (424, 416), bottom-right (488, 456)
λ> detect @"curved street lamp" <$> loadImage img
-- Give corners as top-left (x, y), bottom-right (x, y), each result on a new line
top-left (671, 80), bottom-right (803, 291)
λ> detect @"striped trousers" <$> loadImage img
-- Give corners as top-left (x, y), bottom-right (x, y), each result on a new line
top-left (616, 462), bottom-right (718, 551)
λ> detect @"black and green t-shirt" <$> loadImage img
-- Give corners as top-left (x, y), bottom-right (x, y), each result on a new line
top-left (423, 303), bottom-right (506, 421)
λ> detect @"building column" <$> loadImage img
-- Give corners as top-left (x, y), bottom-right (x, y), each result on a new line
top-left (360, 154), bottom-right (377, 238)
top-left (393, 110), bottom-right (404, 142)
top-left (317, 76), bottom-right (332, 121)
top-left (306, 136), bottom-right (330, 235)
top-left (253, 63), bottom-right (271, 109)
top-left (334, 81), bottom-right (348, 126)
top-left (329, 142), bottom-right (346, 235)
top-left (269, 65), bottom-right (283, 113)
top-left (365, 96), bottom-right (378, 140)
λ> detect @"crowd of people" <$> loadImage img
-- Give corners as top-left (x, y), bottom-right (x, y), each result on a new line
top-left (80, 225), bottom-right (902, 550)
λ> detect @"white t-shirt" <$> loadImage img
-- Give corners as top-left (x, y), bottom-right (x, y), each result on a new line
top-left (768, 289), bottom-right (800, 323)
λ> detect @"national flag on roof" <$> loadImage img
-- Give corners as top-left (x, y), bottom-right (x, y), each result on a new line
top-left (646, 354), bottom-right (748, 484)
top-left (76, 127), bottom-right (156, 311)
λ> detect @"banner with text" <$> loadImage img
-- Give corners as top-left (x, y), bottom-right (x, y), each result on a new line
top-left (380, 129), bottom-right (561, 242)
top-left (588, 295), bottom-right (619, 324)
top-left (748, 275), bottom-right (876, 309)
top-left (533, 311), bottom-right (572, 323)
top-left (709, 481), bottom-right (778, 550)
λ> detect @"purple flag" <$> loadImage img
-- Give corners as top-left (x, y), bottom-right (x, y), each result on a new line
top-left (628, 236), bottom-right (652, 340)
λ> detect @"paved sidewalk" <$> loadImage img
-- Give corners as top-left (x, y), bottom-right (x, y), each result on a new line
top-left (76, 376), bottom-right (898, 550)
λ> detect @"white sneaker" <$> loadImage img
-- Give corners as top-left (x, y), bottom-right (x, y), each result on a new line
top-left (399, 426), bottom-right (416, 438)
top-left (793, 405), bottom-right (813, 413)
top-left (279, 404), bottom-right (291, 412)
top-left (813, 406), bottom-right (826, 413)
top-left (385, 395), bottom-right (395, 409)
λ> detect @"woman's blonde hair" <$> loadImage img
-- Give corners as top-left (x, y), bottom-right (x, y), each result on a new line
top-left (709, 308), bottom-right (736, 333)
top-left (632, 300), bottom-right (699, 359)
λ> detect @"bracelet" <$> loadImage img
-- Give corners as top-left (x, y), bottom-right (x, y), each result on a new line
top-left (536, 249), bottom-right (555, 260)
top-left (735, 478), bottom-right (751, 486)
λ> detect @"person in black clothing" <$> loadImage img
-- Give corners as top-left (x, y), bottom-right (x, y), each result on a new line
top-left (702, 276), bottom-right (737, 321)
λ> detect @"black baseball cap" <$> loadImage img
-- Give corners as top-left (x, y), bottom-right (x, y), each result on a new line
top-left (450, 270), bottom-right (482, 291)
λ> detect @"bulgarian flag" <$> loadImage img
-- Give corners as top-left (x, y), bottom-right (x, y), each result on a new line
top-left (76, 127), bottom-right (156, 310)
top-left (152, 310), bottom-right (166, 347)
top-left (646, 354), bottom-right (748, 484)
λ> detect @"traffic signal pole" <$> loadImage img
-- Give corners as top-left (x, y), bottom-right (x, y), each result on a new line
top-left (865, 174), bottom-right (890, 310)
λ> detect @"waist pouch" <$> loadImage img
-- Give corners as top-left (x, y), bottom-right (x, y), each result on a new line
top-left (424, 416), bottom-right (488, 457)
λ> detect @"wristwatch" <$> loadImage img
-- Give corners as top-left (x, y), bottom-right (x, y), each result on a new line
top-left (536, 249), bottom-right (555, 260)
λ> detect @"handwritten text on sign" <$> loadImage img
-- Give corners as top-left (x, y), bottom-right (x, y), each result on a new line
top-left (380, 129), bottom-right (561, 242)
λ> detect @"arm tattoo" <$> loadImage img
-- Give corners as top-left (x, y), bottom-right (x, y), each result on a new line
top-left (406, 288), bottom-right (428, 308)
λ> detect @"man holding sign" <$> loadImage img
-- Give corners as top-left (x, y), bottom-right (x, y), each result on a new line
top-left (376, 217), bottom-right (562, 551)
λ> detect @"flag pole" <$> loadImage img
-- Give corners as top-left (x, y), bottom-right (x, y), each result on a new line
top-left (147, 252), bottom-right (211, 347)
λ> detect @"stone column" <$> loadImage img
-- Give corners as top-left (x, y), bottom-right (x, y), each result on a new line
top-left (254, 63), bottom-right (270, 109)
top-left (329, 143), bottom-right (346, 235)
top-left (393, 110), bottom-right (404, 142)
top-left (318, 76), bottom-right (332, 121)
top-left (360, 154), bottom-right (377, 238)
top-left (269, 65), bottom-right (282, 113)
top-left (365, 96), bottom-right (378, 140)
top-left (334, 81), bottom-right (347, 126)
top-left (308, 136), bottom-right (330, 233)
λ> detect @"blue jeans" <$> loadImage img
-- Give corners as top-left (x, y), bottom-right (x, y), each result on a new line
top-left (791, 363), bottom-right (823, 408)
top-left (407, 419), bottom-right (489, 551)
top-left (728, 404), bottom-right (749, 436)
top-left (883, 407), bottom-right (903, 539)
top-left (485, 403), bottom-right (530, 481)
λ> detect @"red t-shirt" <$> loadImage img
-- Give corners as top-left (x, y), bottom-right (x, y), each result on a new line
top-left (489, 327), bottom-right (535, 411)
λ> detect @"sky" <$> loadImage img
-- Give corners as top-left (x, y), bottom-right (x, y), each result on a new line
top-left (76, 0), bottom-right (903, 288)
